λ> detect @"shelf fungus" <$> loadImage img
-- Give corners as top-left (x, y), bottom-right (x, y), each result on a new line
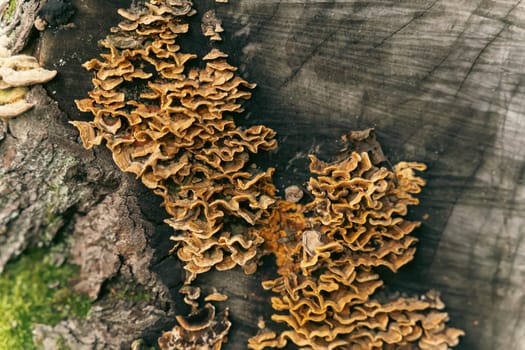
top-left (0, 54), bottom-right (57, 119)
top-left (70, 0), bottom-right (277, 284)
top-left (248, 138), bottom-right (464, 349)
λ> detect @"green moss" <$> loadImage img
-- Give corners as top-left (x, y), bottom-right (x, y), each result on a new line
top-left (43, 210), bottom-right (64, 244)
top-left (107, 281), bottom-right (153, 303)
top-left (0, 248), bottom-right (92, 349)
top-left (3, 0), bottom-right (16, 21)
top-left (55, 336), bottom-right (69, 350)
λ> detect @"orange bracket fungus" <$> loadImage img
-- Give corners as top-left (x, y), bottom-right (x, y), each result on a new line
top-left (248, 141), bottom-right (464, 349)
top-left (71, 0), bottom-right (463, 348)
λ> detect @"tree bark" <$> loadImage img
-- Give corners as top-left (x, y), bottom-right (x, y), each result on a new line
top-left (1, 0), bottom-right (524, 349)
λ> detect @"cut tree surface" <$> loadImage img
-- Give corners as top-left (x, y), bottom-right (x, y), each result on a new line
top-left (2, 0), bottom-right (522, 349)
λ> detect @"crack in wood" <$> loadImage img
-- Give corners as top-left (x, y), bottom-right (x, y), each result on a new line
top-left (279, 29), bottom-right (336, 89)
top-left (372, 0), bottom-right (439, 49)
top-left (455, 0), bottom-right (522, 97)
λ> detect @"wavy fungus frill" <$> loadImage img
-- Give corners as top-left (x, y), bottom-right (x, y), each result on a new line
top-left (249, 291), bottom-right (464, 350)
top-left (249, 151), bottom-right (464, 349)
top-left (70, 0), bottom-right (277, 284)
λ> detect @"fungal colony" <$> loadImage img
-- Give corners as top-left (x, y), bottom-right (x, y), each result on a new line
top-left (248, 150), bottom-right (464, 349)
top-left (71, 0), bottom-right (464, 349)
top-left (70, 0), bottom-right (277, 287)
top-left (0, 54), bottom-right (57, 119)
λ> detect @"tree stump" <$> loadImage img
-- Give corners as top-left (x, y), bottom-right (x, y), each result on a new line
top-left (1, 0), bottom-right (524, 349)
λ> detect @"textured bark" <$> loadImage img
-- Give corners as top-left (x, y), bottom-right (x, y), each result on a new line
top-left (0, 84), bottom-right (177, 348)
top-left (0, 85), bottom-right (112, 270)
top-left (33, 183), bottom-right (177, 349)
top-left (1, 0), bottom-right (524, 350)
top-left (1, 3), bottom-right (177, 348)
top-left (0, 0), bottom-right (41, 54)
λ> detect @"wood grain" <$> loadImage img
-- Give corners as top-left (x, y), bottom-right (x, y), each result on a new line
top-left (39, 0), bottom-right (525, 349)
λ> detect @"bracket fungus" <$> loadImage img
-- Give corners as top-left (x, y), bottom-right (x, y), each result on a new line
top-left (71, 0), bottom-right (463, 348)
top-left (0, 91), bottom-right (33, 118)
top-left (248, 136), bottom-right (464, 349)
top-left (284, 184), bottom-right (304, 203)
top-left (0, 54), bottom-right (57, 119)
top-left (201, 10), bottom-right (224, 41)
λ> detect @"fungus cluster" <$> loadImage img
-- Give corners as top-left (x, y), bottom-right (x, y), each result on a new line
top-left (0, 54), bottom-right (57, 119)
top-left (71, 0), bottom-right (463, 349)
top-left (248, 147), bottom-right (464, 349)
top-left (71, 0), bottom-right (278, 286)
top-left (249, 290), bottom-right (463, 350)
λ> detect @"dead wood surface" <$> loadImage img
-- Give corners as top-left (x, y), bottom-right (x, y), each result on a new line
top-left (9, 0), bottom-right (525, 349)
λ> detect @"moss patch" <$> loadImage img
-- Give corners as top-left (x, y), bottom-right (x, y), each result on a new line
top-left (0, 248), bottom-right (92, 349)
top-left (107, 280), bottom-right (153, 303)
top-left (3, 0), bottom-right (17, 21)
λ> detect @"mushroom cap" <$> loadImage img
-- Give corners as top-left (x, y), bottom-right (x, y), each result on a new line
top-left (175, 303), bottom-right (215, 332)
top-left (0, 98), bottom-right (33, 119)
top-left (0, 67), bottom-right (57, 87)
top-left (203, 48), bottom-right (228, 61)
